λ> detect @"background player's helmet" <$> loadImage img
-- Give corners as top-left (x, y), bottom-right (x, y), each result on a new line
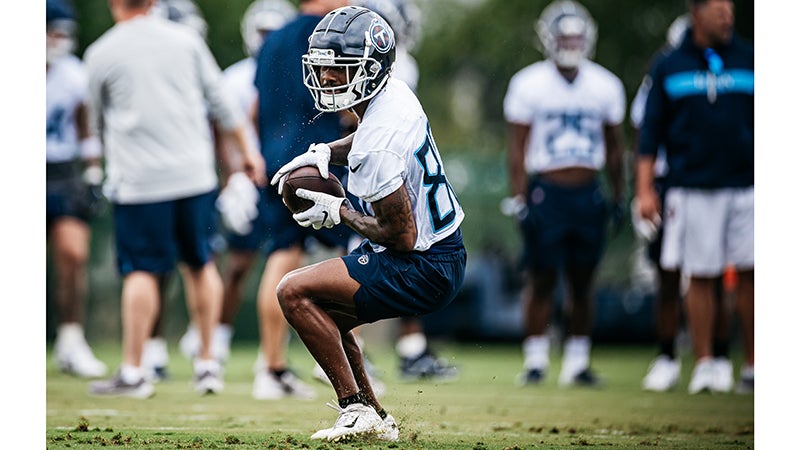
top-left (351, 0), bottom-right (419, 51)
top-left (152, 0), bottom-right (208, 39)
top-left (666, 14), bottom-right (690, 49)
top-left (536, 0), bottom-right (597, 69)
top-left (46, 0), bottom-right (77, 64)
top-left (240, 0), bottom-right (297, 57)
top-left (302, 6), bottom-right (396, 113)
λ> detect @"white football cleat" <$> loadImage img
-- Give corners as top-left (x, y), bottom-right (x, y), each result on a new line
top-left (711, 357), bottom-right (734, 393)
top-left (688, 358), bottom-right (715, 394)
top-left (53, 324), bottom-right (107, 378)
top-left (311, 402), bottom-right (387, 442)
top-left (642, 355), bottom-right (680, 392)
top-left (193, 358), bottom-right (224, 395)
top-left (253, 369), bottom-right (316, 400)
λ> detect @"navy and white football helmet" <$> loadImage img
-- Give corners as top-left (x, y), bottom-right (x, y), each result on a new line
top-left (240, 0), bottom-right (297, 57)
top-left (152, 0), bottom-right (208, 39)
top-left (536, 0), bottom-right (597, 69)
top-left (351, 0), bottom-right (420, 51)
top-left (302, 6), bottom-right (396, 113)
top-left (46, 0), bottom-right (77, 63)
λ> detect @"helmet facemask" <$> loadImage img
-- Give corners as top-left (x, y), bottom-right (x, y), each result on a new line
top-left (536, 1), bottom-right (597, 70)
top-left (303, 36), bottom-right (390, 112)
top-left (46, 19), bottom-right (76, 64)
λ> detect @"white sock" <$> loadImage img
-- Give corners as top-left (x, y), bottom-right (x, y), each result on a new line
top-left (522, 335), bottom-right (550, 370)
top-left (143, 337), bottom-right (169, 366)
top-left (56, 323), bottom-right (85, 346)
top-left (215, 324), bottom-right (234, 345)
top-left (120, 364), bottom-right (144, 384)
top-left (396, 332), bottom-right (427, 359)
top-left (562, 335), bottom-right (591, 371)
top-left (194, 358), bottom-right (220, 374)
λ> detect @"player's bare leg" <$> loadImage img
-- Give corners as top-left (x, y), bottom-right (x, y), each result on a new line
top-left (685, 276), bottom-right (717, 393)
top-left (52, 218), bottom-right (90, 325)
top-left (257, 247), bottom-right (302, 370)
top-left (278, 258), bottom-right (389, 440)
top-left (560, 265), bottom-right (601, 387)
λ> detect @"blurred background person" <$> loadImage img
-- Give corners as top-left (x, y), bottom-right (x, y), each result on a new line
top-left (178, 0), bottom-right (297, 370)
top-left (84, 0), bottom-right (264, 398)
top-left (503, 0), bottom-right (625, 387)
top-left (46, 0), bottom-right (107, 379)
top-left (636, 0), bottom-right (753, 395)
top-left (135, 0), bottom-right (215, 383)
top-left (248, 0), bottom-right (350, 401)
top-left (631, 13), bottom-right (736, 393)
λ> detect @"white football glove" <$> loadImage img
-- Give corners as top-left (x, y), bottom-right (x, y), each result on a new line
top-left (499, 195), bottom-right (529, 220)
top-left (292, 188), bottom-right (345, 230)
top-left (216, 172), bottom-right (259, 235)
top-left (270, 143), bottom-right (331, 194)
top-left (630, 197), bottom-right (661, 242)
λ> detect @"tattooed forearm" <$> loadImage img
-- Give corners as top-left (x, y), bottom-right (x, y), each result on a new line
top-left (339, 186), bottom-right (417, 252)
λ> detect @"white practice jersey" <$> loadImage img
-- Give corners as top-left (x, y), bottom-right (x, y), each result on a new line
top-left (348, 78), bottom-right (464, 252)
top-left (504, 59), bottom-right (625, 174)
top-left (222, 57), bottom-right (259, 153)
top-left (84, 14), bottom-right (243, 204)
top-left (46, 55), bottom-right (88, 163)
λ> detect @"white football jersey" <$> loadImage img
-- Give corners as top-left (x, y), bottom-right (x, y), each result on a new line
top-left (222, 57), bottom-right (259, 153)
top-left (504, 59), bottom-right (625, 174)
top-left (46, 55), bottom-right (88, 163)
top-left (348, 78), bottom-right (464, 252)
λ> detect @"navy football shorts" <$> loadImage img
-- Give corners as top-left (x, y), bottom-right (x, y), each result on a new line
top-left (46, 161), bottom-right (92, 226)
top-left (113, 190), bottom-right (218, 276)
top-left (520, 177), bottom-right (607, 271)
top-left (342, 229), bottom-right (467, 324)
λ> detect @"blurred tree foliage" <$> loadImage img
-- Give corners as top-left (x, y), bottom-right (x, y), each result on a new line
top-left (72, 0), bottom-right (753, 156)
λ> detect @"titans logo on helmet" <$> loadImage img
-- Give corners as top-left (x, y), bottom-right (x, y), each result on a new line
top-left (369, 19), bottom-right (394, 54)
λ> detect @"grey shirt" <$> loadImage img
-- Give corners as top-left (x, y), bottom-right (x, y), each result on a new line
top-left (85, 14), bottom-right (242, 203)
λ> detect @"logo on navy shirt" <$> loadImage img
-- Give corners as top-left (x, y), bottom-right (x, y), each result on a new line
top-left (369, 19), bottom-right (394, 54)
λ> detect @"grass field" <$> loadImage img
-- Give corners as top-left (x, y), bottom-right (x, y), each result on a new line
top-left (46, 340), bottom-right (754, 449)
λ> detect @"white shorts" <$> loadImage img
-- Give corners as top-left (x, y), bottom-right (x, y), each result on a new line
top-left (660, 186), bottom-right (754, 277)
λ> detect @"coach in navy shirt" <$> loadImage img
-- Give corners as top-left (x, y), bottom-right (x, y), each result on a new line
top-left (636, 0), bottom-right (753, 395)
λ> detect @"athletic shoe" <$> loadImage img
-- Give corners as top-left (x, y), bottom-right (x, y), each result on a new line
top-left (252, 369), bottom-right (317, 400)
top-left (516, 367), bottom-right (546, 386)
top-left (642, 356), bottom-right (681, 392)
top-left (377, 414), bottom-right (399, 442)
top-left (711, 357), bottom-right (734, 393)
top-left (559, 362), bottom-right (604, 388)
top-left (178, 325), bottom-right (200, 360)
top-left (53, 325), bottom-right (107, 378)
top-left (193, 360), bottom-right (224, 395)
top-left (399, 350), bottom-right (459, 381)
top-left (179, 325), bottom-right (231, 362)
top-left (311, 402), bottom-right (387, 442)
top-left (311, 362), bottom-right (387, 397)
top-left (89, 371), bottom-right (154, 399)
top-left (141, 337), bottom-right (170, 382)
top-left (688, 359), bottom-right (715, 394)
top-left (735, 366), bottom-right (754, 394)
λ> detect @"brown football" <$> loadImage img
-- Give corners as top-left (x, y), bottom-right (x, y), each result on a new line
top-left (281, 165), bottom-right (346, 214)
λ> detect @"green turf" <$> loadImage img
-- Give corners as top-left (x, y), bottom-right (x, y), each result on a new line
top-left (46, 340), bottom-right (753, 449)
